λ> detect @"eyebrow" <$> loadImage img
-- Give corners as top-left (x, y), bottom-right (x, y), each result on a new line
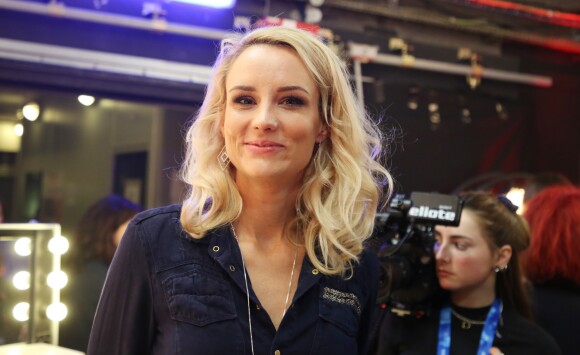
top-left (449, 235), bottom-right (473, 241)
top-left (228, 85), bottom-right (310, 95)
top-left (435, 231), bottom-right (473, 241)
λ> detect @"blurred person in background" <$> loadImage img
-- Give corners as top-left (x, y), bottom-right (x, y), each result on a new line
top-left (378, 191), bottom-right (560, 355)
top-left (59, 194), bottom-right (143, 352)
top-left (522, 172), bottom-right (572, 209)
top-left (521, 184), bottom-right (580, 355)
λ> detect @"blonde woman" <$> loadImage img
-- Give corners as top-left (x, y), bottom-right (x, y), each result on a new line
top-left (88, 26), bottom-right (392, 355)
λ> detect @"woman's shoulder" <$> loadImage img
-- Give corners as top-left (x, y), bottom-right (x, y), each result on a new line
top-left (351, 246), bottom-right (380, 282)
top-left (133, 204), bottom-right (182, 225)
top-left (499, 306), bottom-right (562, 354)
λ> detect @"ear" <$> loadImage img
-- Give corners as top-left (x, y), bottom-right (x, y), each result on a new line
top-left (495, 244), bottom-right (512, 269)
top-left (316, 126), bottom-right (329, 143)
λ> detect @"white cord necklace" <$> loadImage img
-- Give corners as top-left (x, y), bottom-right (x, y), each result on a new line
top-left (231, 225), bottom-right (298, 355)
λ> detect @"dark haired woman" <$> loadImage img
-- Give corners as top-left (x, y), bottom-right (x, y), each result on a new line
top-left (59, 195), bottom-right (142, 352)
top-left (377, 191), bottom-right (560, 355)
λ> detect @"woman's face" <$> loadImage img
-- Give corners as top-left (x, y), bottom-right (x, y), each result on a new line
top-left (434, 210), bottom-right (499, 296)
top-left (222, 44), bottom-right (326, 186)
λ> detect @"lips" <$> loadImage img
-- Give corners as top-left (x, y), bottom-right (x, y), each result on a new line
top-left (246, 140), bottom-right (284, 147)
top-left (437, 269), bottom-right (452, 277)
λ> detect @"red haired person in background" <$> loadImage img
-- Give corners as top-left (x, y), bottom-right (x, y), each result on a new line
top-left (522, 185), bottom-right (580, 355)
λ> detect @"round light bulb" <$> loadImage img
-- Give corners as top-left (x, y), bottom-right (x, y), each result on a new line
top-left (14, 123), bottom-right (24, 137)
top-left (428, 102), bottom-right (439, 113)
top-left (78, 95), bottom-right (95, 106)
top-left (22, 102), bottom-right (40, 121)
top-left (46, 302), bottom-right (68, 322)
top-left (13, 271), bottom-right (31, 290)
top-left (14, 237), bottom-right (32, 256)
top-left (13, 302), bottom-right (30, 322)
top-left (48, 236), bottom-right (69, 255)
top-left (47, 270), bottom-right (68, 290)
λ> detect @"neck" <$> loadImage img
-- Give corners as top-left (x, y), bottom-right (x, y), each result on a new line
top-left (235, 179), bottom-right (299, 246)
top-left (451, 286), bottom-right (496, 309)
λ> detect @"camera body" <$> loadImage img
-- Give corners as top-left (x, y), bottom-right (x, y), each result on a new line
top-left (374, 192), bottom-right (462, 317)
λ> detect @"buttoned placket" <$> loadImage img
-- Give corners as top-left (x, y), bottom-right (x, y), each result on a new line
top-left (207, 227), bottom-right (324, 354)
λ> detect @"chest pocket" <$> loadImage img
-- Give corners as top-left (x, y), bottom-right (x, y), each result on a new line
top-left (162, 268), bottom-right (237, 327)
top-left (318, 286), bottom-right (361, 336)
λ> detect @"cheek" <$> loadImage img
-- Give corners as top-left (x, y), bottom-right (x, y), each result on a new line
top-left (455, 254), bottom-right (492, 277)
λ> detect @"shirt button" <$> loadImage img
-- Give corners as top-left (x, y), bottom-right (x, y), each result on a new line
top-left (212, 246), bottom-right (220, 252)
top-left (312, 269), bottom-right (319, 275)
top-left (229, 265), bottom-right (235, 272)
top-left (274, 350), bottom-right (281, 355)
top-left (256, 304), bottom-right (261, 311)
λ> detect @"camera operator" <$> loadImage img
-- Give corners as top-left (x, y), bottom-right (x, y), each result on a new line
top-left (376, 191), bottom-right (560, 355)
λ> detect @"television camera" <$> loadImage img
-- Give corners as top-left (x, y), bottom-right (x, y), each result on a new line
top-left (373, 192), bottom-right (463, 317)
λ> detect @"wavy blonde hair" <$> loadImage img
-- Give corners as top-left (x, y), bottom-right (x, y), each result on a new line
top-left (180, 26), bottom-right (392, 275)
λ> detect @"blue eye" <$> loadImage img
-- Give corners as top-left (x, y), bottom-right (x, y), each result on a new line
top-left (281, 96), bottom-right (304, 106)
top-left (234, 96), bottom-right (255, 105)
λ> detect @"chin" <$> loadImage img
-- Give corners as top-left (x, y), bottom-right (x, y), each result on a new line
top-left (438, 280), bottom-right (457, 291)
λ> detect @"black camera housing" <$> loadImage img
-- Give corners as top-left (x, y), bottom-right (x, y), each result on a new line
top-left (374, 192), bottom-right (462, 317)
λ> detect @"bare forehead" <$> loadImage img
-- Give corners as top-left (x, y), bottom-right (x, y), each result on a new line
top-left (226, 44), bottom-right (317, 89)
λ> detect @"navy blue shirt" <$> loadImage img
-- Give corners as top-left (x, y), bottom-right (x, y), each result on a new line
top-left (88, 205), bottom-right (379, 355)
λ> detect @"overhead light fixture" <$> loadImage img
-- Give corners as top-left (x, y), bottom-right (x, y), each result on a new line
top-left (407, 86), bottom-right (419, 110)
top-left (22, 102), bottom-right (40, 121)
top-left (14, 123), bottom-right (24, 137)
top-left (429, 112), bottom-right (441, 124)
top-left (304, 5), bottom-right (323, 23)
top-left (428, 102), bottom-right (439, 113)
top-left (496, 101), bottom-right (509, 120)
top-left (170, 0), bottom-right (236, 9)
top-left (461, 108), bottom-right (472, 124)
top-left (78, 95), bottom-right (96, 106)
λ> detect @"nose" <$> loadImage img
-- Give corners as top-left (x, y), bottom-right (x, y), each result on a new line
top-left (253, 103), bottom-right (278, 131)
top-left (434, 241), bottom-right (449, 263)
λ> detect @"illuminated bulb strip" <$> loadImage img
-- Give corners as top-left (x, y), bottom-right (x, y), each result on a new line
top-left (172, 0), bottom-right (236, 8)
top-left (14, 237), bottom-right (31, 256)
top-left (13, 270), bottom-right (31, 290)
top-left (13, 302), bottom-right (30, 322)
top-left (48, 236), bottom-right (69, 255)
top-left (46, 302), bottom-right (68, 322)
top-left (47, 270), bottom-right (68, 290)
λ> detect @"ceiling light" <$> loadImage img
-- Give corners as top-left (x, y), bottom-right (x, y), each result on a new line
top-left (461, 108), bottom-right (471, 124)
top-left (171, 0), bottom-right (236, 9)
top-left (22, 102), bottom-right (40, 121)
top-left (78, 95), bottom-right (96, 106)
top-left (429, 112), bottom-right (441, 124)
top-left (407, 99), bottom-right (418, 110)
top-left (304, 5), bottom-right (323, 23)
top-left (428, 102), bottom-right (439, 113)
top-left (14, 123), bottom-right (24, 137)
top-left (496, 101), bottom-right (509, 120)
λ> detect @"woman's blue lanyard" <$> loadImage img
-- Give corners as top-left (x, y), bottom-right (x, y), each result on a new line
top-left (437, 298), bottom-right (502, 355)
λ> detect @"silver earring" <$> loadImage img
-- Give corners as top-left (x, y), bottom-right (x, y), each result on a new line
top-left (313, 142), bottom-right (322, 163)
top-left (494, 266), bottom-right (501, 273)
top-left (218, 146), bottom-right (230, 170)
